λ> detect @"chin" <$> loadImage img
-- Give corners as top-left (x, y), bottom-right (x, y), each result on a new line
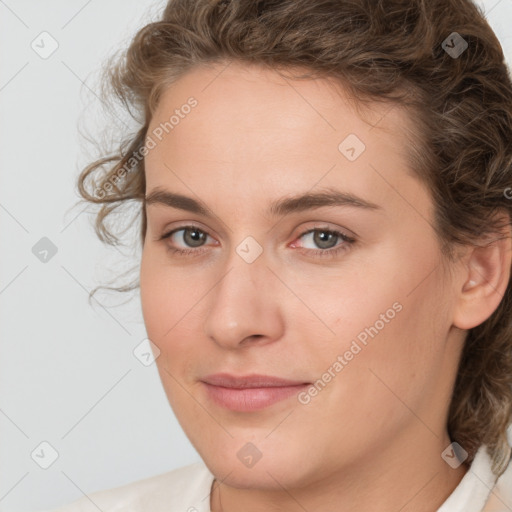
top-left (192, 432), bottom-right (325, 491)
top-left (204, 452), bottom-right (311, 490)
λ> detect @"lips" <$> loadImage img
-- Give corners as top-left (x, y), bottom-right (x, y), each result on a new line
top-left (201, 373), bottom-right (311, 412)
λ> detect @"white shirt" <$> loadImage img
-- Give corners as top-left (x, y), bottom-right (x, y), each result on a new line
top-left (44, 443), bottom-right (512, 512)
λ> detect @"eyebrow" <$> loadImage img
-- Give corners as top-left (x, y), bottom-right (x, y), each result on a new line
top-left (144, 187), bottom-right (382, 218)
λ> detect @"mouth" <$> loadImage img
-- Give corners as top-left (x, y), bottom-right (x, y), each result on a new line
top-left (200, 373), bottom-right (311, 412)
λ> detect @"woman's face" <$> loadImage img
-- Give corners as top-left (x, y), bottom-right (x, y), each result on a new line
top-left (140, 61), bottom-right (465, 489)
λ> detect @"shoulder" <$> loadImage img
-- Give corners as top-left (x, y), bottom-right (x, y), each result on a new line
top-left (45, 461), bottom-right (215, 512)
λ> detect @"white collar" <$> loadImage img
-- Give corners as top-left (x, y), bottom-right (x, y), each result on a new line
top-left (436, 443), bottom-right (500, 512)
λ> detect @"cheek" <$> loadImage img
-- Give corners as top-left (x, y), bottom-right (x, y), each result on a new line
top-left (139, 250), bottom-right (199, 340)
top-left (139, 250), bottom-right (210, 380)
top-left (140, 254), bottom-right (167, 340)
top-left (316, 243), bottom-right (450, 402)
top-left (299, 286), bottom-right (446, 458)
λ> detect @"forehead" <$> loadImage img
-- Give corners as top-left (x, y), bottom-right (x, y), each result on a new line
top-left (147, 60), bottom-right (414, 158)
top-left (144, 61), bottom-right (423, 216)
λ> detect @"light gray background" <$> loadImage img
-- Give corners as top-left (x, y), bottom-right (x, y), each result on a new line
top-left (1, 1), bottom-right (511, 511)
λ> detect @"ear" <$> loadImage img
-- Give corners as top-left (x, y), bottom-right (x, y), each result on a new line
top-left (453, 214), bottom-right (512, 330)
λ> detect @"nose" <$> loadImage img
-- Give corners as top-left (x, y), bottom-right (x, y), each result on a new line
top-left (203, 250), bottom-right (285, 350)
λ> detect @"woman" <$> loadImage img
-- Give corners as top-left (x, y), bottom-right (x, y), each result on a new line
top-left (48, 0), bottom-right (512, 510)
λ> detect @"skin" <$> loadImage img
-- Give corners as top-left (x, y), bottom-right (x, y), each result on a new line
top-left (139, 60), bottom-right (511, 512)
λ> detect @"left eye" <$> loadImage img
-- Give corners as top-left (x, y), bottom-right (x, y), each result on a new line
top-left (295, 228), bottom-right (349, 250)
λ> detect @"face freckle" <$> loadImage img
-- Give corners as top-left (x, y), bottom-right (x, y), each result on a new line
top-left (139, 61), bottom-right (464, 493)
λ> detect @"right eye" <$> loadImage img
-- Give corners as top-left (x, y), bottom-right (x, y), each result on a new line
top-left (159, 225), bottom-right (216, 256)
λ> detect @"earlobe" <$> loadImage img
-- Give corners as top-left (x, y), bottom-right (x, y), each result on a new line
top-left (453, 228), bottom-right (512, 330)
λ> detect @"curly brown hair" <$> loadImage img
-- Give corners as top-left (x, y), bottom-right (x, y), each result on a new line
top-left (77, 0), bottom-right (512, 475)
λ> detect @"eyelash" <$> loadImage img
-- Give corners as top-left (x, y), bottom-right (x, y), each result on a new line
top-left (158, 224), bottom-right (356, 259)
